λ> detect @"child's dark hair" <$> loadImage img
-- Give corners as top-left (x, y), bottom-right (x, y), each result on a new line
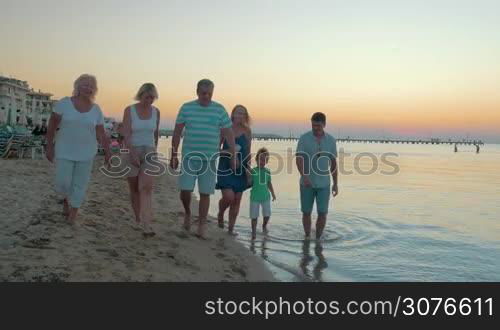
top-left (311, 112), bottom-right (326, 124)
top-left (255, 147), bottom-right (269, 162)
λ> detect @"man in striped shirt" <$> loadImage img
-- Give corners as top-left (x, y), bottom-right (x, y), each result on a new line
top-left (171, 79), bottom-right (236, 239)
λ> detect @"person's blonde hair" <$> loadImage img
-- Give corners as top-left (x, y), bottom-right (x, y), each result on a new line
top-left (135, 83), bottom-right (159, 101)
top-left (231, 104), bottom-right (251, 128)
top-left (72, 74), bottom-right (98, 98)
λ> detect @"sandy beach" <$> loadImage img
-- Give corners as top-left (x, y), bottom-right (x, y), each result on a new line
top-left (0, 158), bottom-right (275, 282)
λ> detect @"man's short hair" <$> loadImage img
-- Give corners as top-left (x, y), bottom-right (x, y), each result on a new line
top-left (197, 79), bottom-right (214, 92)
top-left (311, 112), bottom-right (326, 124)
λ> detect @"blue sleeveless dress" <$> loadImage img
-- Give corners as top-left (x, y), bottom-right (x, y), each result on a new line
top-left (216, 134), bottom-right (250, 193)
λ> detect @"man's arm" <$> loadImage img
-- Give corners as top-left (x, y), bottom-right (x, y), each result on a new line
top-left (296, 154), bottom-right (305, 176)
top-left (221, 127), bottom-right (236, 170)
top-left (295, 138), bottom-right (312, 187)
top-left (170, 123), bottom-right (184, 169)
top-left (331, 157), bottom-right (338, 197)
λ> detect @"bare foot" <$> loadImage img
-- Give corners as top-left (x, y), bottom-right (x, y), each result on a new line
top-left (63, 199), bottom-right (69, 217)
top-left (252, 232), bottom-right (257, 240)
top-left (142, 223), bottom-right (156, 237)
top-left (131, 220), bottom-right (142, 231)
top-left (183, 213), bottom-right (191, 231)
top-left (67, 208), bottom-right (78, 224)
top-left (262, 226), bottom-right (269, 235)
top-left (228, 230), bottom-right (239, 237)
top-left (217, 212), bottom-right (224, 229)
top-left (196, 221), bottom-right (207, 240)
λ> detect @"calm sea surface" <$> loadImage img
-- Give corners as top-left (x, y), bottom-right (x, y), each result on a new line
top-left (161, 138), bottom-right (500, 281)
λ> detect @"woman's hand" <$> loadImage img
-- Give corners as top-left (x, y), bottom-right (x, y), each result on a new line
top-left (129, 150), bottom-right (140, 168)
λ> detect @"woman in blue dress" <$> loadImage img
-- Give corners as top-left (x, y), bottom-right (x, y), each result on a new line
top-left (216, 105), bottom-right (252, 235)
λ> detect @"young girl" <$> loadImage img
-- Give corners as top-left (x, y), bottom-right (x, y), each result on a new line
top-left (249, 148), bottom-right (276, 240)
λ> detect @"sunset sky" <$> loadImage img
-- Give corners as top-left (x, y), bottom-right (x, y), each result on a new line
top-left (2, 0), bottom-right (500, 141)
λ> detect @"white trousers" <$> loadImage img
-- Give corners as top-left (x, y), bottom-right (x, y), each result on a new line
top-left (55, 158), bottom-right (94, 208)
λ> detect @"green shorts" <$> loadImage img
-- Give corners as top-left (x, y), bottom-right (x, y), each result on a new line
top-left (179, 157), bottom-right (217, 195)
top-left (300, 185), bottom-right (331, 215)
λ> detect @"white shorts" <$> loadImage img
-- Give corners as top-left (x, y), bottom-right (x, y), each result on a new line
top-left (250, 200), bottom-right (271, 219)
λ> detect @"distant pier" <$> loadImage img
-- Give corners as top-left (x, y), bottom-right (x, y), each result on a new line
top-left (251, 136), bottom-right (484, 145)
top-left (159, 132), bottom-right (483, 146)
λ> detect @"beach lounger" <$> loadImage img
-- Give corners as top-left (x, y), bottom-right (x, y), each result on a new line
top-left (4, 132), bottom-right (32, 159)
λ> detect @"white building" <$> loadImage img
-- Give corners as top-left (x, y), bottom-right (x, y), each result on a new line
top-left (0, 75), bottom-right (56, 126)
top-left (26, 90), bottom-right (55, 125)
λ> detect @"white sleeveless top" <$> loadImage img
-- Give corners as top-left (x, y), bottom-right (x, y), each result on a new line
top-left (130, 105), bottom-right (158, 147)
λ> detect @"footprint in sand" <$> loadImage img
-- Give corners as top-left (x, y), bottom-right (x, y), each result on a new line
top-left (114, 209), bottom-right (127, 217)
top-left (216, 252), bottom-right (228, 260)
top-left (96, 248), bottom-right (120, 258)
top-left (87, 199), bottom-right (100, 205)
top-left (31, 270), bottom-right (70, 282)
top-left (83, 219), bottom-right (97, 227)
top-left (11, 230), bottom-right (28, 240)
top-left (230, 264), bottom-right (248, 278)
top-left (175, 231), bottom-right (190, 239)
top-left (20, 237), bottom-right (55, 250)
top-left (216, 238), bottom-right (226, 249)
top-left (169, 242), bottom-right (180, 249)
top-left (29, 218), bottom-right (41, 226)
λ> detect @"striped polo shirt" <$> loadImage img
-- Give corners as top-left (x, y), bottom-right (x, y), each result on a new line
top-left (175, 100), bottom-right (232, 160)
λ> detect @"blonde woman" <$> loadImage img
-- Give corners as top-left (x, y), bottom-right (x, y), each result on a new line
top-left (216, 105), bottom-right (252, 235)
top-left (45, 74), bottom-right (110, 223)
top-left (121, 83), bottom-right (161, 236)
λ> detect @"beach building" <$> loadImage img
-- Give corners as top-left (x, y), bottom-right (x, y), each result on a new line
top-left (0, 75), bottom-right (56, 126)
top-left (26, 90), bottom-right (55, 125)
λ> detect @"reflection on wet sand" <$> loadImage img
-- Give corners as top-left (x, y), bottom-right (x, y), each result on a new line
top-left (300, 240), bottom-right (328, 282)
top-left (250, 236), bottom-right (269, 260)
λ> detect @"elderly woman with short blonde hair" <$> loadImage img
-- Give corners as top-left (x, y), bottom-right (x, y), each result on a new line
top-left (121, 83), bottom-right (161, 236)
top-left (45, 74), bottom-right (110, 223)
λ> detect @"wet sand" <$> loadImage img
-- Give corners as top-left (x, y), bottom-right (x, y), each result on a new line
top-left (0, 158), bottom-right (275, 282)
